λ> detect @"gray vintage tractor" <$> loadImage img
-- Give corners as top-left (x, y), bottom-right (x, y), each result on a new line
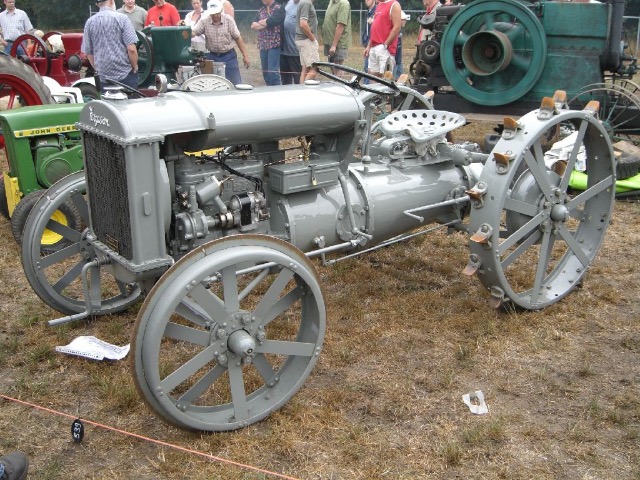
top-left (21, 65), bottom-right (616, 431)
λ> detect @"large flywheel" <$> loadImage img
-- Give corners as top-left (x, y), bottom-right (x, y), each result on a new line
top-left (132, 235), bottom-right (326, 431)
top-left (441, 0), bottom-right (546, 106)
top-left (465, 95), bottom-right (615, 309)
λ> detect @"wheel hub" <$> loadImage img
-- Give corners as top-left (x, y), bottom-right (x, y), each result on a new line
top-left (227, 329), bottom-right (256, 358)
top-left (550, 203), bottom-right (569, 222)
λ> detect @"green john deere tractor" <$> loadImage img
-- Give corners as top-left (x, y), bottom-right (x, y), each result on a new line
top-left (0, 102), bottom-right (85, 250)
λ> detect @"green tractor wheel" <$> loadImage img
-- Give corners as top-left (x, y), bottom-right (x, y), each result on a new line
top-left (440, 0), bottom-right (546, 106)
top-left (10, 189), bottom-right (82, 253)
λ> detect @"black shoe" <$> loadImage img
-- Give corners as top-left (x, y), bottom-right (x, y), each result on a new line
top-left (0, 452), bottom-right (29, 480)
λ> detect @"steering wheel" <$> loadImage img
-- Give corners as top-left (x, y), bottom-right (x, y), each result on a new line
top-left (312, 62), bottom-right (399, 95)
top-left (104, 78), bottom-right (147, 98)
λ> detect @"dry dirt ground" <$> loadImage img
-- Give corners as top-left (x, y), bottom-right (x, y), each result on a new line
top-left (0, 140), bottom-right (639, 479)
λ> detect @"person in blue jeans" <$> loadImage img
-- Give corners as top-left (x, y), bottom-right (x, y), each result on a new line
top-left (280, 0), bottom-right (301, 84)
top-left (251, 0), bottom-right (285, 86)
top-left (192, 0), bottom-right (251, 85)
top-left (82, 0), bottom-right (139, 92)
top-left (394, 11), bottom-right (409, 80)
top-left (0, 0), bottom-right (33, 56)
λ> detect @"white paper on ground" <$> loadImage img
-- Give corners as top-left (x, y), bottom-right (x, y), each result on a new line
top-left (55, 336), bottom-right (130, 361)
top-left (543, 131), bottom-right (587, 171)
top-left (462, 390), bottom-right (489, 415)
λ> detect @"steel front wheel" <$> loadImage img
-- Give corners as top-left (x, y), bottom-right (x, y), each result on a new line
top-left (21, 172), bottom-right (141, 315)
top-left (466, 101), bottom-right (616, 309)
top-left (132, 235), bottom-right (326, 431)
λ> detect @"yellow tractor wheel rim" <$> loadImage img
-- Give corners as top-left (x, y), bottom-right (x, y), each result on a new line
top-left (41, 209), bottom-right (68, 246)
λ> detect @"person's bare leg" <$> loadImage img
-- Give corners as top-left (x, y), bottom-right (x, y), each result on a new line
top-left (305, 67), bottom-right (317, 81)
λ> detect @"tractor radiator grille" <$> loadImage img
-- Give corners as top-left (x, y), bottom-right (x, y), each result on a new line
top-left (83, 132), bottom-right (133, 260)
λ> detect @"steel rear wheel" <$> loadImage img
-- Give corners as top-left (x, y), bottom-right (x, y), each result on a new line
top-left (467, 104), bottom-right (616, 309)
top-left (21, 172), bottom-right (141, 315)
top-left (132, 235), bottom-right (326, 431)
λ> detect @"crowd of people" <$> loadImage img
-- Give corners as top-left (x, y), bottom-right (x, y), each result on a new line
top-left (1, 0), bottom-right (442, 90)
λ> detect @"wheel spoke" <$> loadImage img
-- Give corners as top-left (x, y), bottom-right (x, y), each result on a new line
top-left (509, 53), bottom-right (530, 72)
top-left (500, 228), bottom-right (542, 269)
top-left (255, 339), bottom-right (316, 357)
top-left (566, 175), bottom-right (614, 209)
top-left (38, 242), bottom-right (82, 268)
top-left (238, 266), bottom-right (269, 302)
top-left (160, 344), bottom-right (217, 392)
top-left (523, 148), bottom-right (553, 199)
top-left (70, 193), bottom-right (89, 223)
top-left (252, 268), bottom-right (295, 321)
top-left (397, 93), bottom-right (416, 111)
top-left (178, 363), bottom-right (226, 406)
top-left (7, 90), bottom-right (17, 109)
top-left (482, 12), bottom-right (495, 30)
top-left (45, 218), bottom-right (83, 242)
top-left (556, 223), bottom-right (591, 267)
top-left (227, 361), bottom-right (249, 421)
top-left (560, 120), bottom-right (588, 191)
top-left (531, 230), bottom-right (553, 303)
top-left (252, 353), bottom-right (276, 383)
top-left (221, 265), bottom-right (240, 312)
top-left (164, 321), bottom-right (210, 346)
top-left (259, 285), bottom-right (304, 328)
top-left (497, 211), bottom-right (544, 254)
top-left (504, 196), bottom-right (540, 217)
top-left (189, 283), bottom-right (230, 322)
top-left (53, 259), bottom-right (85, 293)
top-left (176, 297), bottom-right (213, 327)
top-left (454, 32), bottom-right (470, 46)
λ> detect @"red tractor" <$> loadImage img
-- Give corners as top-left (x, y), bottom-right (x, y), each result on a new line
top-left (5, 31), bottom-right (97, 101)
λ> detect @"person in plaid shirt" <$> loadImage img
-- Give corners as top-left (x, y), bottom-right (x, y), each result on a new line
top-left (251, 0), bottom-right (284, 86)
top-left (0, 0), bottom-right (33, 55)
top-left (192, 0), bottom-right (251, 85)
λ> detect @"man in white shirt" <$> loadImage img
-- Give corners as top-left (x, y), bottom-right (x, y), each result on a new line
top-left (0, 0), bottom-right (33, 55)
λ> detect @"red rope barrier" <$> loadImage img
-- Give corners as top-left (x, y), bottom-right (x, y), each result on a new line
top-left (0, 393), bottom-right (301, 480)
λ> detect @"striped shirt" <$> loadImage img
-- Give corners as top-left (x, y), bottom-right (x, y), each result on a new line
top-left (192, 13), bottom-right (240, 54)
top-left (0, 8), bottom-right (32, 42)
top-left (82, 7), bottom-right (138, 82)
